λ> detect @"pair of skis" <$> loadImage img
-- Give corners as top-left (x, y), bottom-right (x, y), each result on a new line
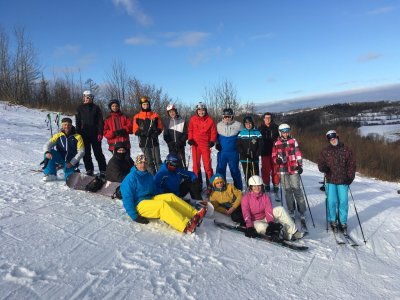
top-left (332, 230), bottom-right (359, 247)
top-left (214, 220), bottom-right (308, 252)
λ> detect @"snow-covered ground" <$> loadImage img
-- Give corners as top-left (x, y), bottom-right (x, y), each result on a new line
top-left (358, 124), bottom-right (400, 142)
top-left (1, 101), bottom-right (400, 299)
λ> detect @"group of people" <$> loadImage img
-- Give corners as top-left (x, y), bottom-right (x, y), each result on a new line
top-left (40, 90), bottom-right (356, 238)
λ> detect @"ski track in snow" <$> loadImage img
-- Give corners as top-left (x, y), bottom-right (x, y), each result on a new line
top-left (0, 102), bottom-right (400, 299)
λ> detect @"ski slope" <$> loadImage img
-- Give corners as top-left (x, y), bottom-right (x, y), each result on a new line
top-left (0, 101), bottom-right (399, 299)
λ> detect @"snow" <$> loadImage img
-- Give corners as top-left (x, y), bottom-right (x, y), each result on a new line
top-left (1, 101), bottom-right (400, 299)
top-left (358, 124), bottom-right (400, 142)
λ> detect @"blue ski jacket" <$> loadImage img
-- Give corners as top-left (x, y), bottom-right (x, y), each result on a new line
top-left (154, 162), bottom-right (197, 196)
top-left (120, 166), bottom-right (155, 221)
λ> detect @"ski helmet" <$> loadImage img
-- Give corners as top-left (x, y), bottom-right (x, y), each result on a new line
top-left (222, 108), bottom-right (234, 117)
top-left (140, 96), bottom-right (150, 104)
top-left (83, 90), bottom-right (93, 98)
top-left (326, 130), bottom-right (338, 140)
top-left (248, 175), bottom-right (264, 186)
top-left (196, 102), bottom-right (206, 110)
top-left (166, 103), bottom-right (177, 112)
top-left (278, 123), bottom-right (291, 132)
top-left (243, 115), bottom-right (254, 127)
top-left (165, 153), bottom-right (179, 171)
top-left (108, 99), bottom-right (121, 110)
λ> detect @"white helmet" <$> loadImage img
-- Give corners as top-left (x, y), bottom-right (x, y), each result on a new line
top-left (326, 130), bottom-right (338, 140)
top-left (278, 123), bottom-right (290, 132)
top-left (248, 175), bottom-right (264, 186)
top-left (166, 103), bottom-right (176, 112)
top-left (83, 90), bottom-right (93, 97)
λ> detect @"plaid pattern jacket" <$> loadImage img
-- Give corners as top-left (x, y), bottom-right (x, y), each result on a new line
top-left (272, 136), bottom-right (302, 175)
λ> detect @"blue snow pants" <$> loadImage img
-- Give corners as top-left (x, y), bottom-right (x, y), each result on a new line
top-left (216, 150), bottom-right (243, 190)
top-left (43, 149), bottom-right (75, 181)
top-left (326, 183), bottom-right (349, 225)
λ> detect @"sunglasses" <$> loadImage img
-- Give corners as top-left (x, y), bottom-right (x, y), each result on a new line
top-left (223, 116), bottom-right (232, 119)
top-left (167, 161), bottom-right (178, 167)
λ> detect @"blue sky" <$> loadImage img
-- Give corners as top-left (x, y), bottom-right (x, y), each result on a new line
top-left (1, 0), bottom-right (400, 108)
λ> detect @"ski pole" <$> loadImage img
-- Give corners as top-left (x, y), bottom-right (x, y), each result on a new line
top-left (348, 186), bottom-right (367, 244)
top-left (325, 180), bottom-right (329, 231)
top-left (186, 145), bottom-right (192, 170)
top-left (299, 174), bottom-right (315, 228)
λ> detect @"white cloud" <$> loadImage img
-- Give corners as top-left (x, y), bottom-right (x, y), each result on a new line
top-left (358, 52), bottom-right (383, 63)
top-left (53, 44), bottom-right (80, 57)
top-left (124, 36), bottom-right (155, 45)
top-left (165, 31), bottom-right (209, 48)
top-left (367, 6), bottom-right (395, 15)
top-left (112, 0), bottom-right (152, 26)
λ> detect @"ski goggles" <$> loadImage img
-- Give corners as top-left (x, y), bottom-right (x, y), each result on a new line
top-left (167, 161), bottom-right (179, 167)
top-left (280, 128), bottom-right (290, 133)
top-left (326, 132), bottom-right (338, 140)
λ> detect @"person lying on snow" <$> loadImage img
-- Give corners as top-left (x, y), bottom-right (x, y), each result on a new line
top-left (42, 117), bottom-right (85, 182)
top-left (241, 175), bottom-right (305, 241)
top-left (209, 173), bottom-right (245, 226)
top-left (120, 154), bottom-right (206, 234)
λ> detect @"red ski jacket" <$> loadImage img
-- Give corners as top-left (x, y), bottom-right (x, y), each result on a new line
top-left (103, 111), bottom-right (133, 151)
top-left (188, 115), bottom-right (217, 147)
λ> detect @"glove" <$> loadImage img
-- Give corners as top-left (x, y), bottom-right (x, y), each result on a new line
top-left (209, 141), bottom-right (215, 148)
top-left (135, 215), bottom-right (149, 224)
top-left (187, 139), bottom-right (195, 146)
top-left (114, 129), bottom-right (126, 136)
top-left (296, 166), bottom-right (303, 175)
top-left (215, 144), bottom-right (222, 151)
top-left (245, 227), bottom-right (259, 238)
top-left (321, 165), bottom-right (330, 174)
top-left (276, 157), bottom-right (283, 165)
top-left (97, 134), bottom-right (103, 142)
top-left (344, 177), bottom-right (353, 185)
top-left (266, 222), bottom-right (283, 236)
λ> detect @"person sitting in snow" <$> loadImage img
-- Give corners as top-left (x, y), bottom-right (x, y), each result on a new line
top-left (42, 117), bottom-right (85, 182)
top-left (209, 173), bottom-right (245, 225)
top-left (154, 153), bottom-right (203, 202)
top-left (241, 175), bottom-right (304, 241)
top-left (120, 154), bottom-right (206, 234)
top-left (105, 142), bottom-right (134, 183)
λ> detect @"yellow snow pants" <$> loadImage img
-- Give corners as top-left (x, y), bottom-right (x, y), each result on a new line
top-left (137, 193), bottom-right (198, 232)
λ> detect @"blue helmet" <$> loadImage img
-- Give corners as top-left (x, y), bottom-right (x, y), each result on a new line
top-left (165, 153), bottom-right (179, 165)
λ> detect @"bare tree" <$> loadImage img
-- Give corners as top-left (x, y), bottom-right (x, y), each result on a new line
top-left (0, 26), bottom-right (12, 101)
top-left (12, 27), bottom-right (41, 105)
top-left (104, 60), bottom-right (129, 107)
top-left (203, 79), bottom-right (241, 119)
top-left (84, 78), bottom-right (99, 95)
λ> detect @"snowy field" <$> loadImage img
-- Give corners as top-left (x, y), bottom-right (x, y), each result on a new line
top-left (1, 101), bottom-right (400, 299)
top-left (358, 124), bottom-right (400, 142)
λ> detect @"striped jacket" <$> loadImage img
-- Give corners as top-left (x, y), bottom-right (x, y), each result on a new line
top-left (237, 128), bottom-right (263, 162)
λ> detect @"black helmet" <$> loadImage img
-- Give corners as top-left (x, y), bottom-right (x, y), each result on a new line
top-left (222, 108), bottom-right (233, 116)
top-left (243, 115), bottom-right (254, 127)
top-left (108, 99), bottom-right (121, 110)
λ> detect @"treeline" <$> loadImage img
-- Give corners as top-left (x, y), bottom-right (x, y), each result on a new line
top-left (280, 103), bottom-right (400, 182)
top-left (0, 25), bottom-right (255, 121)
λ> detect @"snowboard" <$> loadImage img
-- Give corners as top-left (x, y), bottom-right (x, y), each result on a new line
top-left (66, 172), bottom-right (120, 198)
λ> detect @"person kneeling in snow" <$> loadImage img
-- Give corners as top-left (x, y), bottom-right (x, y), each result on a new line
top-left (209, 173), bottom-right (245, 226)
top-left (105, 142), bottom-right (134, 183)
top-left (154, 153), bottom-right (203, 202)
top-left (120, 154), bottom-right (206, 234)
top-left (42, 117), bottom-right (85, 182)
top-left (241, 175), bottom-right (304, 241)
